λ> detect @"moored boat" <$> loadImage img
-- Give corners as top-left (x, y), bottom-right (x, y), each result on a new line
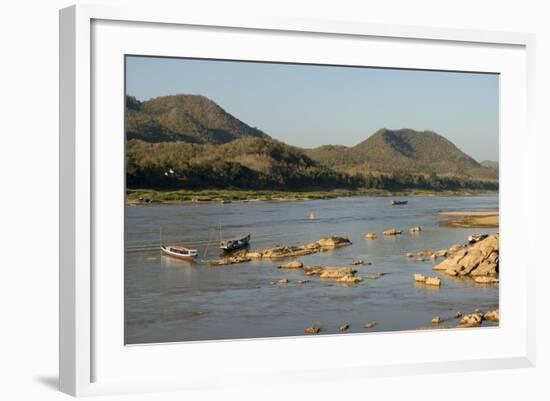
top-left (160, 245), bottom-right (198, 261)
top-left (220, 233), bottom-right (251, 252)
top-left (468, 233), bottom-right (488, 244)
top-left (391, 200), bottom-right (408, 205)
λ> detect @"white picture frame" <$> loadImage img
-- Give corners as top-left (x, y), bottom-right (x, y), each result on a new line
top-left (59, 4), bottom-right (536, 397)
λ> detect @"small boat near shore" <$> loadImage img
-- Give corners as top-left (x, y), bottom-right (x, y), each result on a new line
top-left (468, 233), bottom-right (488, 244)
top-left (220, 233), bottom-right (251, 252)
top-left (391, 200), bottom-right (408, 206)
top-left (160, 245), bottom-right (198, 261)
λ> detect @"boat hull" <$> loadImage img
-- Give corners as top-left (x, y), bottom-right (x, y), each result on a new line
top-left (220, 233), bottom-right (251, 252)
top-left (160, 246), bottom-right (197, 261)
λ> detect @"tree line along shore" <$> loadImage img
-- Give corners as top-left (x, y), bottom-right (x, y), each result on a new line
top-left (126, 188), bottom-right (498, 205)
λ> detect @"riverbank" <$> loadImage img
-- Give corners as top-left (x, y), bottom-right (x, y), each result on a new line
top-left (439, 211), bottom-right (499, 228)
top-left (126, 188), bottom-right (498, 205)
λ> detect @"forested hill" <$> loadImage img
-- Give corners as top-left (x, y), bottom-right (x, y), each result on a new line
top-left (125, 95), bottom-right (498, 192)
top-left (126, 94), bottom-right (269, 144)
top-left (304, 128), bottom-right (498, 181)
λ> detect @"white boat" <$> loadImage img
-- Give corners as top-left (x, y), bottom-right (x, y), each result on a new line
top-left (468, 233), bottom-right (488, 243)
top-left (160, 245), bottom-right (198, 261)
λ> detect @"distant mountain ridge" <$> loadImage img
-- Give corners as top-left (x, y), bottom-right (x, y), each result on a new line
top-left (126, 94), bottom-right (269, 144)
top-left (125, 94), bottom-right (498, 190)
top-left (305, 128), bottom-right (498, 180)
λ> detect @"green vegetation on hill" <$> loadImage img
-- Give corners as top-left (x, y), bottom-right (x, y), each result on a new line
top-left (305, 128), bottom-right (498, 181)
top-left (125, 95), bottom-right (498, 194)
top-left (126, 94), bottom-right (269, 144)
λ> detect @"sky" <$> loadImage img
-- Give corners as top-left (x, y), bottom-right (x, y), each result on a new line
top-left (126, 56), bottom-right (499, 162)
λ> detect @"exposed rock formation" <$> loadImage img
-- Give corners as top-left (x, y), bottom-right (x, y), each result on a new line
top-left (414, 273), bottom-right (426, 282)
top-left (458, 312), bottom-right (483, 327)
top-left (484, 309), bottom-right (500, 322)
top-left (433, 234), bottom-right (499, 279)
top-left (383, 228), bottom-right (402, 236)
top-left (303, 266), bottom-right (362, 284)
top-left (279, 260), bottom-right (303, 269)
top-left (425, 277), bottom-right (441, 286)
top-left (304, 326), bottom-right (321, 334)
top-left (432, 316), bottom-right (443, 324)
top-left (206, 255), bottom-right (252, 266)
top-left (247, 236), bottom-right (352, 260)
top-left (475, 276), bottom-right (499, 284)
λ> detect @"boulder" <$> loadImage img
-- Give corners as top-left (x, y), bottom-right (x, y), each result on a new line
top-left (383, 228), bottom-right (402, 236)
top-left (317, 236), bottom-right (352, 248)
top-left (336, 275), bottom-right (363, 284)
top-left (448, 244), bottom-right (463, 253)
top-left (435, 249), bottom-right (448, 258)
top-left (484, 309), bottom-right (500, 322)
top-left (433, 252), bottom-right (465, 271)
top-left (247, 236), bottom-right (351, 260)
top-left (444, 269), bottom-right (458, 276)
top-left (414, 273), bottom-right (426, 282)
top-left (459, 313), bottom-right (483, 327)
top-left (306, 266), bottom-right (363, 284)
top-left (279, 260), bottom-right (303, 269)
top-left (207, 255), bottom-right (252, 266)
top-left (456, 247), bottom-right (483, 275)
top-left (304, 326), bottom-right (321, 334)
top-left (474, 276), bottom-right (499, 284)
top-left (425, 277), bottom-right (441, 286)
top-left (319, 267), bottom-right (357, 280)
top-left (470, 260), bottom-right (498, 276)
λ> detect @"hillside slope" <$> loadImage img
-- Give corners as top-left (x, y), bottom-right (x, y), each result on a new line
top-left (305, 128), bottom-right (498, 181)
top-left (126, 94), bottom-right (269, 144)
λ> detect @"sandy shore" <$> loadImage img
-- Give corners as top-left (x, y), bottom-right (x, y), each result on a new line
top-left (439, 210), bottom-right (499, 228)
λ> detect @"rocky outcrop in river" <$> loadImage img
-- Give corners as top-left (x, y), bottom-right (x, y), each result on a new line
top-left (433, 234), bottom-right (499, 279)
top-left (303, 266), bottom-right (363, 284)
top-left (246, 236), bottom-right (352, 259)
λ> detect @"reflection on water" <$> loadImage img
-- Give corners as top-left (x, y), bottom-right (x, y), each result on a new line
top-left (125, 195), bottom-right (499, 344)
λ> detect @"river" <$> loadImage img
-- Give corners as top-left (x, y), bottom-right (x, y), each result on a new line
top-left (125, 194), bottom-right (498, 344)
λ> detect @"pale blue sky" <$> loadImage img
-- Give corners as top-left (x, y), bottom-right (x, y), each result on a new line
top-left (126, 56), bottom-right (499, 162)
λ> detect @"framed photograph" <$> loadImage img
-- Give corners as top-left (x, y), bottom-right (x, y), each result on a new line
top-left (59, 4), bottom-right (536, 396)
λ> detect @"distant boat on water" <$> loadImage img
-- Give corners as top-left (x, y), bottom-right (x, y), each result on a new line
top-left (220, 233), bottom-right (251, 252)
top-left (308, 212), bottom-right (316, 220)
top-left (391, 200), bottom-right (408, 206)
top-left (160, 245), bottom-right (198, 261)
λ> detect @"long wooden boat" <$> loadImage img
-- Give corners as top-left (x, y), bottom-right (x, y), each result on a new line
top-left (391, 200), bottom-right (408, 205)
top-left (220, 233), bottom-right (251, 252)
top-left (160, 245), bottom-right (198, 261)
